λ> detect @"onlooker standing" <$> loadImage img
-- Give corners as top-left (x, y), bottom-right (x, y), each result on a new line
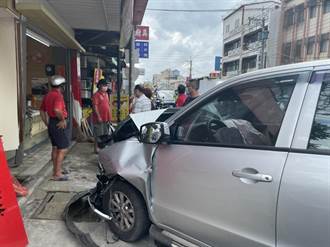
top-left (131, 85), bottom-right (151, 113)
top-left (175, 84), bottom-right (187, 107)
top-left (143, 87), bottom-right (156, 110)
top-left (40, 75), bottom-right (69, 181)
top-left (184, 79), bottom-right (200, 106)
top-left (92, 79), bottom-right (112, 152)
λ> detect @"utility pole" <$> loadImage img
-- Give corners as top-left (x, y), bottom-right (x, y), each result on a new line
top-left (249, 9), bottom-right (269, 69)
top-left (189, 57), bottom-right (192, 79)
top-left (260, 16), bottom-right (266, 69)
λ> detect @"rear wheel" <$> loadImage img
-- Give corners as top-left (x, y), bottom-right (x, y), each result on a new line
top-left (103, 180), bottom-right (150, 242)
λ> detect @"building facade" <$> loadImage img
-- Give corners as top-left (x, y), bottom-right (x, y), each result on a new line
top-left (278, 0), bottom-right (330, 65)
top-left (222, 1), bottom-right (281, 78)
top-left (153, 69), bottom-right (185, 90)
top-left (0, 0), bottom-right (148, 164)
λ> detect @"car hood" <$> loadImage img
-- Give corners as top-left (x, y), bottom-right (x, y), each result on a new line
top-left (130, 109), bottom-right (166, 130)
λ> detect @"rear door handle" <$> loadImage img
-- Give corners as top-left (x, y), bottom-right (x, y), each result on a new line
top-left (232, 169), bottom-right (272, 183)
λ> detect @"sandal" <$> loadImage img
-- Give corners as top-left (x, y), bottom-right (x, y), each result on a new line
top-left (62, 168), bottom-right (70, 175)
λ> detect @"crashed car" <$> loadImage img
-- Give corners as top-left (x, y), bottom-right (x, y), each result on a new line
top-left (88, 60), bottom-right (330, 247)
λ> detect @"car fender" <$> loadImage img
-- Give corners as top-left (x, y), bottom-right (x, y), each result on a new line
top-left (98, 138), bottom-right (155, 201)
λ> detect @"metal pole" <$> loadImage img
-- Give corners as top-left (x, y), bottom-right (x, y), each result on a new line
top-left (260, 17), bottom-right (266, 69)
top-left (15, 16), bottom-right (27, 166)
top-left (189, 58), bottom-right (192, 79)
top-left (117, 48), bottom-right (121, 122)
top-left (65, 49), bottom-right (73, 140)
top-left (129, 33), bottom-right (133, 98)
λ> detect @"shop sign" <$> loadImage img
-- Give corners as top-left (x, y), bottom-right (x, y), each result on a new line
top-left (135, 26), bottom-right (149, 41)
top-left (135, 41), bottom-right (149, 59)
top-left (209, 71), bottom-right (220, 79)
top-left (214, 56), bottom-right (222, 71)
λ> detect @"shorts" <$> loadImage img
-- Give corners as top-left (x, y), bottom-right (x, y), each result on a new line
top-left (93, 122), bottom-right (111, 137)
top-left (48, 118), bottom-right (70, 149)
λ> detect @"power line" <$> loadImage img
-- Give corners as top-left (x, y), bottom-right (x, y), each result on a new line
top-left (146, 7), bottom-right (274, 13)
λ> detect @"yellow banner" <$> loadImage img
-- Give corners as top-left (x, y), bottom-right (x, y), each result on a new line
top-left (111, 95), bottom-right (129, 122)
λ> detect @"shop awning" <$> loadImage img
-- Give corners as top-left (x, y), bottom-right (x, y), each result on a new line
top-left (133, 0), bottom-right (148, 25)
top-left (45, 0), bottom-right (148, 49)
top-left (0, 0), bottom-right (19, 18)
top-left (16, 0), bottom-right (85, 52)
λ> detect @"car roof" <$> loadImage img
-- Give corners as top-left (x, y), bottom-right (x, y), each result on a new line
top-left (166, 59), bottom-right (330, 124)
top-left (225, 60), bottom-right (330, 84)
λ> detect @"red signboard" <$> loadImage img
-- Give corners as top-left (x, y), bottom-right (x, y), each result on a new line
top-left (135, 26), bottom-right (149, 41)
top-left (0, 137), bottom-right (28, 247)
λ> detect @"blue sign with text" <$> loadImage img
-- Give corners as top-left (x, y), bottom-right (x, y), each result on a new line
top-left (215, 56), bottom-right (222, 71)
top-left (135, 41), bottom-right (149, 58)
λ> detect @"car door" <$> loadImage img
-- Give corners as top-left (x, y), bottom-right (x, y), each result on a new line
top-left (277, 69), bottom-right (330, 247)
top-left (149, 72), bottom-right (310, 247)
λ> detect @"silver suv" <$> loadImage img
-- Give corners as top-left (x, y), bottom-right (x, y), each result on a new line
top-left (89, 60), bottom-right (330, 247)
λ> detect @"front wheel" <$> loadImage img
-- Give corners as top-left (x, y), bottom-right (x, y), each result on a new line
top-left (102, 180), bottom-right (150, 242)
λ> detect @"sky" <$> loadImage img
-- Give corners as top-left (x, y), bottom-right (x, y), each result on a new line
top-left (136, 0), bottom-right (249, 83)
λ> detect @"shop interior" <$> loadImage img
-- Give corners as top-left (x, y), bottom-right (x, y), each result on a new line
top-left (24, 32), bottom-right (68, 150)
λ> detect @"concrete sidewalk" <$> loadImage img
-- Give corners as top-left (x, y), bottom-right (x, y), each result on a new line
top-left (20, 142), bottom-right (153, 247)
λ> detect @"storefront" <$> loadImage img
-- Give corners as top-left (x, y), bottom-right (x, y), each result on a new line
top-left (1, 0), bottom-right (148, 165)
top-left (23, 30), bottom-right (71, 149)
top-left (13, 0), bottom-right (84, 163)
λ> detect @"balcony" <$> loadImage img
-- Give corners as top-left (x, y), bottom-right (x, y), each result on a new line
top-left (243, 41), bottom-right (262, 52)
top-left (226, 48), bottom-right (240, 57)
top-left (226, 70), bottom-right (239, 77)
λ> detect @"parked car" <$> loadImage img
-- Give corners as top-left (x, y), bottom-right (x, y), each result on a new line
top-left (89, 60), bottom-right (330, 247)
top-left (155, 90), bottom-right (176, 108)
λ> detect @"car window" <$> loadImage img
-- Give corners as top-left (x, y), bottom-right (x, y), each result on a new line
top-left (175, 75), bottom-right (297, 146)
top-left (308, 72), bottom-right (330, 151)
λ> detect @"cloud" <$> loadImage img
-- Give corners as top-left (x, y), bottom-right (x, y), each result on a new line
top-left (136, 0), bottom-right (245, 83)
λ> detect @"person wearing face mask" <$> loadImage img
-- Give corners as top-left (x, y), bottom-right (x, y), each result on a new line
top-left (92, 79), bottom-right (112, 152)
top-left (40, 75), bottom-right (69, 181)
top-left (183, 79), bottom-right (200, 106)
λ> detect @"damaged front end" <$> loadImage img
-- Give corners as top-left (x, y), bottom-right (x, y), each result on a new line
top-left (87, 172), bottom-right (121, 221)
top-left (63, 174), bottom-right (118, 247)
top-left (64, 139), bottom-right (154, 246)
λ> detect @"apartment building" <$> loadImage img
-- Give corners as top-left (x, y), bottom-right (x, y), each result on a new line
top-left (153, 69), bottom-right (185, 90)
top-left (222, 1), bottom-right (281, 78)
top-left (279, 0), bottom-right (330, 65)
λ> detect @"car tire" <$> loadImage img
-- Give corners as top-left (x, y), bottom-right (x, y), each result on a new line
top-left (103, 180), bottom-right (150, 242)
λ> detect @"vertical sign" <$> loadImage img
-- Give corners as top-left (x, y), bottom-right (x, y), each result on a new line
top-left (135, 26), bottom-right (149, 59)
top-left (135, 26), bottom-right (149, 41)
top-left (135, 41), bottom-right (149, 58)
top-left (215, 56), bottom-right (222, 71)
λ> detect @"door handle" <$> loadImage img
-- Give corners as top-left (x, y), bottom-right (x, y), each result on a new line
top-left (232, 169), bottom-right (272, 183)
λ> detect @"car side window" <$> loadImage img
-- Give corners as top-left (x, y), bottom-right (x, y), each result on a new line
top-left (308, 72), bottom-right (330, 151)
top-left (175, 75), bottom-right (297, 146)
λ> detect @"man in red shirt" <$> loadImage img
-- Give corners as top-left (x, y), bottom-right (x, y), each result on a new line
top-left (176, 84), bottom-right (187, 107)
top-left (40, 75), bottom-right (69, 181)
top-left (92, 79), bottom-right (112, 152)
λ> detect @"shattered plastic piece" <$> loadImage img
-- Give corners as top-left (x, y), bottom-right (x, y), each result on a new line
top-left (12, 176), bottom-right (29, 197)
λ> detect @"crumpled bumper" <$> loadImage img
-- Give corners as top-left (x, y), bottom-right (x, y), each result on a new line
top-left (63, 176), bottom-right (116, 247)
top-left (87, 187), bottom-right (112, 221)
top-left (63, 190), bottom-right (99, 247)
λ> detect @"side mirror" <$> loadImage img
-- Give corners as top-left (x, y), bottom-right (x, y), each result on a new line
top-left (139, 122), bottom-right (170, 144)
